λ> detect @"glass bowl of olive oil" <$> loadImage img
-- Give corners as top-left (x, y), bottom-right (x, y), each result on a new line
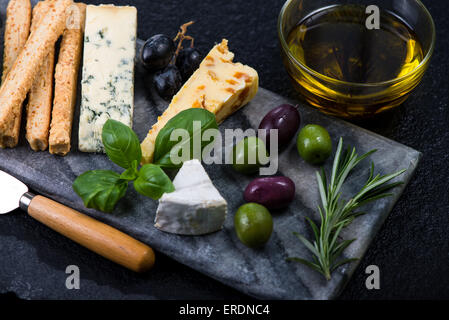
top-left (278, 0), bottom-right (435, 118)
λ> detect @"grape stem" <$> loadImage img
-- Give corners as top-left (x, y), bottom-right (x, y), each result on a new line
top-left (172, 21), bottom-right (195, 65)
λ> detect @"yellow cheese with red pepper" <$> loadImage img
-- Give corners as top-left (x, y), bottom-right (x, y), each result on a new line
top-left (141, 39), bottom-right (259, 164)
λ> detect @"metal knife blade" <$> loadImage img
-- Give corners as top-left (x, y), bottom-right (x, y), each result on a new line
top-left (0, 170), bottom-right (29, 214)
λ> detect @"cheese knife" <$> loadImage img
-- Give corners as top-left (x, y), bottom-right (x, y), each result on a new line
top-left (0, 170), bottom-right (155, 273)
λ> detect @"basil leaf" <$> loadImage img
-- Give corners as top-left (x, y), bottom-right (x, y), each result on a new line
top-left (102, 119), bottom-right (142, 169)
top-left (153, 109), bottom-right (218, 169)
top-left (120, 160), bottom-right (139, 181)
top-left (73, 170), bottom-right (128, 213)
top-left (133, 164), bottom-right (175, 200)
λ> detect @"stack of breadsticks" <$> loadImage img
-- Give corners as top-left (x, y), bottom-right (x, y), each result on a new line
top-left (0, 0), bottom-right (85, 156)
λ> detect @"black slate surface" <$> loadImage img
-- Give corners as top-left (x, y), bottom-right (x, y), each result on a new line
top-left (0, 0), bottom-right (448, 300)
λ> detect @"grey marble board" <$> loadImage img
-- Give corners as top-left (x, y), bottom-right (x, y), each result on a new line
top-left (0, 1), bottom-right (420, 300)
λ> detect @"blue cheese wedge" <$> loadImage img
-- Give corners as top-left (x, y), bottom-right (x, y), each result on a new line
top-left (155, 159), bottom-right (227, 235)
top-left (78, 5), bottom-right (137, 152)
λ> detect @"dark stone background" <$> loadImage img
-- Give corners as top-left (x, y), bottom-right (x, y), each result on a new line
top-left (0, 0), bottom-right (448, 299)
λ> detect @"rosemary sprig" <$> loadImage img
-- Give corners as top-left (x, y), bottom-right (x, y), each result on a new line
top-left (288, 138), bottom-right (406, 280)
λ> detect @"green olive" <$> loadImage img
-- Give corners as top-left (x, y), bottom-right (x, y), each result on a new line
top-left (296, 124), bottom-right (332, 165)
top-left (232, 137), bottom-right (267, 174)
top-left (234, 203), bottom-right (273, 248)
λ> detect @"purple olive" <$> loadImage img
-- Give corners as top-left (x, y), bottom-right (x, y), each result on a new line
top-left (244, 176), bottom-right (295, 210)
top-left (259, 104), bottom-right (301, 149)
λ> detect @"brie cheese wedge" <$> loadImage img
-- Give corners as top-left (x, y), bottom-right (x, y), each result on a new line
top-left (155, 159), bottom-right (227, 235)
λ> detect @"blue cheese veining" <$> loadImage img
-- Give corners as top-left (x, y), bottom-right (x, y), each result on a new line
top-left (79, 5), bottom-right (137, 152)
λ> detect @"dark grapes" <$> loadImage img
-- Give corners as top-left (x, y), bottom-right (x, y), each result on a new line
top-left (176, 47), bottom-right (202, 80)
top-left (154, 66), bottom-right (183, 100)
top-left (141, 34), bottom-right (175, 72)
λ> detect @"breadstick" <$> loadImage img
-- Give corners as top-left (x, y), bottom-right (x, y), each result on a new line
top-left (1, 0), bottom-right (31, 83)
top-left (26, 1), bottom-right (56, 151)
top-left (49, 3), bottom-right (86, 156)
top-left (0, 0), bottom-right (72, 148)
top-left (1, 0), bottom-right (32, 149)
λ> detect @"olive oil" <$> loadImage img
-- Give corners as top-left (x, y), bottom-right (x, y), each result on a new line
top-left (286, 5), bottom-right (425, 117)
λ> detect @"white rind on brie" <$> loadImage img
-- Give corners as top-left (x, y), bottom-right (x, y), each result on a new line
top-left (155, 159), bottom-right (227, 235)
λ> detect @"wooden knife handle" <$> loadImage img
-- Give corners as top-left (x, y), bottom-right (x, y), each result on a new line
top-left (27, 195), bottom-right (155, 273)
